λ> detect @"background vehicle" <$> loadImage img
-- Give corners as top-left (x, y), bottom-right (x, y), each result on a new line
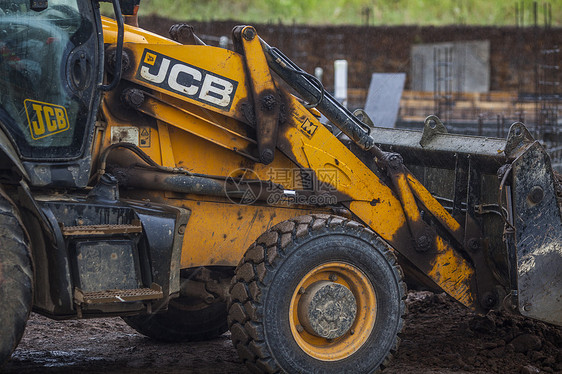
top-left (0, 0), bottom-right (560, 372)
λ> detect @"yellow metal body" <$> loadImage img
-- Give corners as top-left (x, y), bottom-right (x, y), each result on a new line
top-left (98, 17), bottom-right (481, 311)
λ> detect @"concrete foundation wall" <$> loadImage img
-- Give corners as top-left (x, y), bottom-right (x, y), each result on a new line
top-left (411, 41), bottom-right (490, 93)
top-left (140, 16), bottom-right (561, 95)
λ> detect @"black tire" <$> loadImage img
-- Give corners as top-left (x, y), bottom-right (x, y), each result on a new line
top-left (228, 214), bottom-right (406, 374)
top-left (0, 191), bottom-right (33, 365)
top-left (123, 297), bottom-right (228, 342)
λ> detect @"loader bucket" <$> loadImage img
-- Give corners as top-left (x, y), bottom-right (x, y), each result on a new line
top-left (265, 45), bottom-right (562, 323)
top-left (368, 120), bottom-right (561, 325)
top-left (510, 138), bottom-right (562, 326)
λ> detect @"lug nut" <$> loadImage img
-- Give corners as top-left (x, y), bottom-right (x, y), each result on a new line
top-left (260, 149), bottom-right (274, 165)
top-left (528, 186), bottom-right (544, 205)
top-left (467, 238), bottom-right (480, 251)
top-left (416, 235), bottom-right (431, 252)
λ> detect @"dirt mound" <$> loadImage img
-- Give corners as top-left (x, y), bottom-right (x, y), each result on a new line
top-left (386, 291), bottom-right (562, 374)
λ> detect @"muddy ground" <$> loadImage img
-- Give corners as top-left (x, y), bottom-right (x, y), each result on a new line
top-left (2, 291), bottom-right (561, 374)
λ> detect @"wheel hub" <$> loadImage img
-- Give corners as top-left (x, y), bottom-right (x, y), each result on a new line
top-left (298, 280), bottom-right (357, 339)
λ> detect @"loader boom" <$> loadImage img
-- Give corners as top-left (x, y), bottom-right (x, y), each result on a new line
top-left (101, 20), bottom-right (501, 313)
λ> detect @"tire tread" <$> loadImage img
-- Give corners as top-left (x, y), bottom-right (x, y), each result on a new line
top-left (0, 190), bottom-right (33, 365)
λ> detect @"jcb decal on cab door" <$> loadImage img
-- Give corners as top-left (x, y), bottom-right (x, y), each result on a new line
top-left (24, 99), bottom-right (69, 140)
top-left (137, 49), bottom-right (238, 111)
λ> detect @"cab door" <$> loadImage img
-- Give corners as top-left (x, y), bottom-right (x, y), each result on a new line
top-left (0, 0), bottom-right (103, 187)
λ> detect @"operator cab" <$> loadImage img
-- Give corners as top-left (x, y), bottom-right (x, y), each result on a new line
top-left (0, 0), bottom-right (103, 186)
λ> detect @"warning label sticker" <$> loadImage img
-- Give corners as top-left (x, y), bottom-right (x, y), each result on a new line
top-left (139, 127), bottom-right (150, 147)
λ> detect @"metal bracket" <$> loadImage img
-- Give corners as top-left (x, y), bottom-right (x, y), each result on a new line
top-left (234, 26), bottom-right (281, 165)
top-left (504, 122), bottom-right (535, 159)
top-left (382, 152), bottom-right (436, 252)
top-left (420, 115), bottom-right (448, 147)
top-left (353, 109), bottom-right (375, 129)
top-left (169, 24), bottom-right (206, 45)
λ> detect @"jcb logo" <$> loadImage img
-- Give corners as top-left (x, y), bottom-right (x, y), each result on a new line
top-left (24, 99), bottom-right (69, 140)
top-left (137, 49), bottom-right (238, 111)
top-left (144, 52), bottom-right (157, 65)
top-left (299, 118), bottom-right (318, 138)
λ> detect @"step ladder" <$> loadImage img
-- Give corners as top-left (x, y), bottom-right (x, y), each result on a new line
top-left (74, 283), bottom-right (163, 317)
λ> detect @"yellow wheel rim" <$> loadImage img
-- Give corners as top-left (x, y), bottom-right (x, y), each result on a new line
top-left (288, 262), bottom-right (376, 361)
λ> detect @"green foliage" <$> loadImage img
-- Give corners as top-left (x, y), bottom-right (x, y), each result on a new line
top-left (135, 0), bottom-right (561, 26)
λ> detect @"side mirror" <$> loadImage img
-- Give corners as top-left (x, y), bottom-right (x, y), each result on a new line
top-left (119, 0), bottom-right (140, 15)
top-left (120, 0), bottom-right (140, 27)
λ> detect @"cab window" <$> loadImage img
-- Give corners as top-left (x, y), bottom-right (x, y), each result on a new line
top-left (0, 0), bottom-right (98, 159)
